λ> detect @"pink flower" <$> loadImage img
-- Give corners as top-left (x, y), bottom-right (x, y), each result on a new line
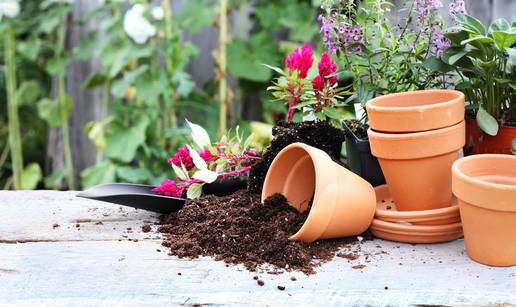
top-left (284, 44), bottom-right (314, 78)
top-left (167, 146), bottom-right (194, 170)
top-left (199, 148), bottom-right (217, 162)
top-left (312, 75), bottom-right (324, 91)
top-left (318, 52), bottom-right (338, 85)
top-left (152, 179), bottom-right (185, 197)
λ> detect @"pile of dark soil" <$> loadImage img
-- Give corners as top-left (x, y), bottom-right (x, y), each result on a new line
top-left (344, 119), bottom-right (369, 140)
top-left (158, 190), bottom-right (358, 274)
top-left (248, 120), bottom-right (346, 193)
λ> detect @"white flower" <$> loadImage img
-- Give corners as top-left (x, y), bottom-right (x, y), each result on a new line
top-left (0, 0), bottom-right (20, 21)
top-left (151, 6), bottom-right (164, 20)
top-left (123, 4), bottom-right (156, 44)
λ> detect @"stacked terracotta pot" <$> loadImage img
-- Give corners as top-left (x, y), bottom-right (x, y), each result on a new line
top-left (366, 89), bottom-right (466, 243)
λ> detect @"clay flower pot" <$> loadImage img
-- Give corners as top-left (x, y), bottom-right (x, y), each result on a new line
top-left (452, 154), bottom-right (516, 266)
top-left (261, 142), bottom-right (376, 243)
top-left (368, 121), bottom-right (465, 211)
top-left (465, 118), bottom-right (516, 155)
top-left (366, 89), bottom-right (464, 133)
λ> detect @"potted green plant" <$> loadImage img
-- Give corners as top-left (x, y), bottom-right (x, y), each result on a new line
top-left (318, 0), bottom-right (447, 186)
top-left (436, 13), bottom-right (516, 154)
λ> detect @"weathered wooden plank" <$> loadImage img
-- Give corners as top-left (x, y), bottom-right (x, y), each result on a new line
top-left (0, 239), bottom-right (514, 306)
top-left (0, 191), bottom-right (161, 242)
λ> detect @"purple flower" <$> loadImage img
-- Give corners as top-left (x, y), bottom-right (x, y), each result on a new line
top-left (433, 31), bottom-right (451, 59)
top-left (319, 14), bottom-right (339, 54)
top-left (413, 0), bottom-right (443, 23)
top-left (341, 25), bottom-right (364, 53)
top-left (449, 0), bottom-right (466, 17)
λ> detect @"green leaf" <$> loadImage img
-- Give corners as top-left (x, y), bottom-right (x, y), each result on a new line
top-left (489, 18), bottom-right (511, 33)
top-left (17, 81), bottom-right (42, 105)
top-left (186, 144), bottom-right (208, 170)
top-left (38, 14), bottom-right (61, 33)
top-left (423, 56), bottom-right (454, 73)
top-left (262, 64), bottom-right (285, 75)
top-left (192, 169), bottom-right (218, 183)
top-left (476, 106), bottom-right (499, 136)
top-left (84, 73), bottom-right (108, 89)
top-left (171, 71), bottom-right (195, 98)
top-left (80, 161), bottom-right (117, 189)
top-left (455, 13), bottom-right (486, 36)
top-left (176, 0), bottom-right (216, 33)
top-left (446, 50), bottom-right (469, 65)
top-left (20, 163), bottom-right (42, 190)
top-left (44, 169), bottom-right (66, 189)
top-left (172, 163), bottom-right (189, 181)
top-left (321, 107), bottom-right (342, 120)
top-left (104, 116), bottom-right (149, 163)
top-left (116, 167), bottom-right (153, 183)
top-left (45, 56), bottom-right (69, 77)
top-left (37, 97), bottom-right (73, 127)
top-left (491, 30), bottom-right (516, 50)
top-left (444, 30), bottom-right (469, 46)
top-left (17, 38), bottom-right (42, 61)
top-left (186, 183), bottom-right (204, 199)
top-left (227, 34), bottom-right (280, 82)
top-left (460, 35), bottom-right (493, 46)
top-left (111, 65), bottom-right (148, 98)
top-left (186, 119), bottom-right (211, 149)
top-left (85, 121), bottom-right (106, 150)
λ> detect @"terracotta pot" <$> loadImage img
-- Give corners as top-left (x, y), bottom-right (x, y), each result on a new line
top-left (370, 221), bottom-right (463, 244)
top-left (368, 121), bottom-right (465, 211)
top-left (464, 118), bottom-right (516, 155)
top-left (261, 142), bottom-right (376, 243)
top-left (366, 89), bottom-right (464, 133)
top-left (452, 154), bottom-right (516, 266)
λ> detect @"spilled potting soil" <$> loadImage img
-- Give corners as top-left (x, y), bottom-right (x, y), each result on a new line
top-left (158, 190), bottom-right (362, 275)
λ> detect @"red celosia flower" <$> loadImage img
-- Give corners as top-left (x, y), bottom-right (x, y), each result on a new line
top-left (318, 52), bottom-right (338, 85)
top-left (199, 148), bottom-right (217, 162)
top-left (152, 179), bottom-right (185, 197)
top-left (167, 146), bottom-right (194, 170)
top-left (312, 75), bottom-right (324, 91)
top-left (284, 44), bottom-right (314, 78)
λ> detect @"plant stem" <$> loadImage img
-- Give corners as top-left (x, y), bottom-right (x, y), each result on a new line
top-left (57, 18), bottom-right (75, 189)
top-left (4, 23), bottom-right (23, 189)
top-left (218, 0), bottom-right (228, 136)
top-left (162, 0), bottom-right (177, 130)
top-left (96, 81), bottom-right (111, 164)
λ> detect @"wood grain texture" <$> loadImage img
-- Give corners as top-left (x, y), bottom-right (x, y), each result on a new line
top-left (0, 191), bottom-right (515, 305)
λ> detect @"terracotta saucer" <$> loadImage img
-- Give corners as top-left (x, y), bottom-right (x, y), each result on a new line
top-left (374, 184), bottom-right (461, 225)
top-left (370, 219), bottom-right (463, 243)
top-left (370, 227), bottom-right (463, 243)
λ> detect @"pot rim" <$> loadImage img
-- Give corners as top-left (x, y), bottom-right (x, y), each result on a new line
top-left (452, 154), bottom-right (516, 191)
top-left (368, 120), bottom-right (465, 159)
top-left (366, 89), bottom-right (464, 112)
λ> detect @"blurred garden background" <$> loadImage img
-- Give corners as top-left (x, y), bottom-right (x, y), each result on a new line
top-left (0, 0), bottom-right (514, 190)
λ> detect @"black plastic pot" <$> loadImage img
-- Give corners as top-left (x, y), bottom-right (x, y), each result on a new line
top-left (202, 177), bottom-right (247, 196)
top-left (343, 121), bottom-right (385, 187)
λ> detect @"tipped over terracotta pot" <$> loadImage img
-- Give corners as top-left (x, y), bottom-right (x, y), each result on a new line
top-left (366, 89), bottom-right (464, 133)
top-left (452, 154), bottom-right (516, 266)
top-left (368, 121), bottom-right (465, 211)
top-left (261, 142), bottom-right (376, 243)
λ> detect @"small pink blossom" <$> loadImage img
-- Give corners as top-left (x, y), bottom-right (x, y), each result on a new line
top-left (284, 44), bottom-right (314, 78)
top-left (318, 52), bottom-right (338, 85)
top-left (152, 179), bottom-right (185, 197)
top-left (199, 148), bottom-right (217, 162)
top-left (312, 75), bottom-right (324, 91)
top-left (167, 146), bottom-right (194, 170)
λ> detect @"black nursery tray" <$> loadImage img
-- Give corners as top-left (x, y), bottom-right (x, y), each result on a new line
top-left (77, 183), bottom-right (185, 214)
